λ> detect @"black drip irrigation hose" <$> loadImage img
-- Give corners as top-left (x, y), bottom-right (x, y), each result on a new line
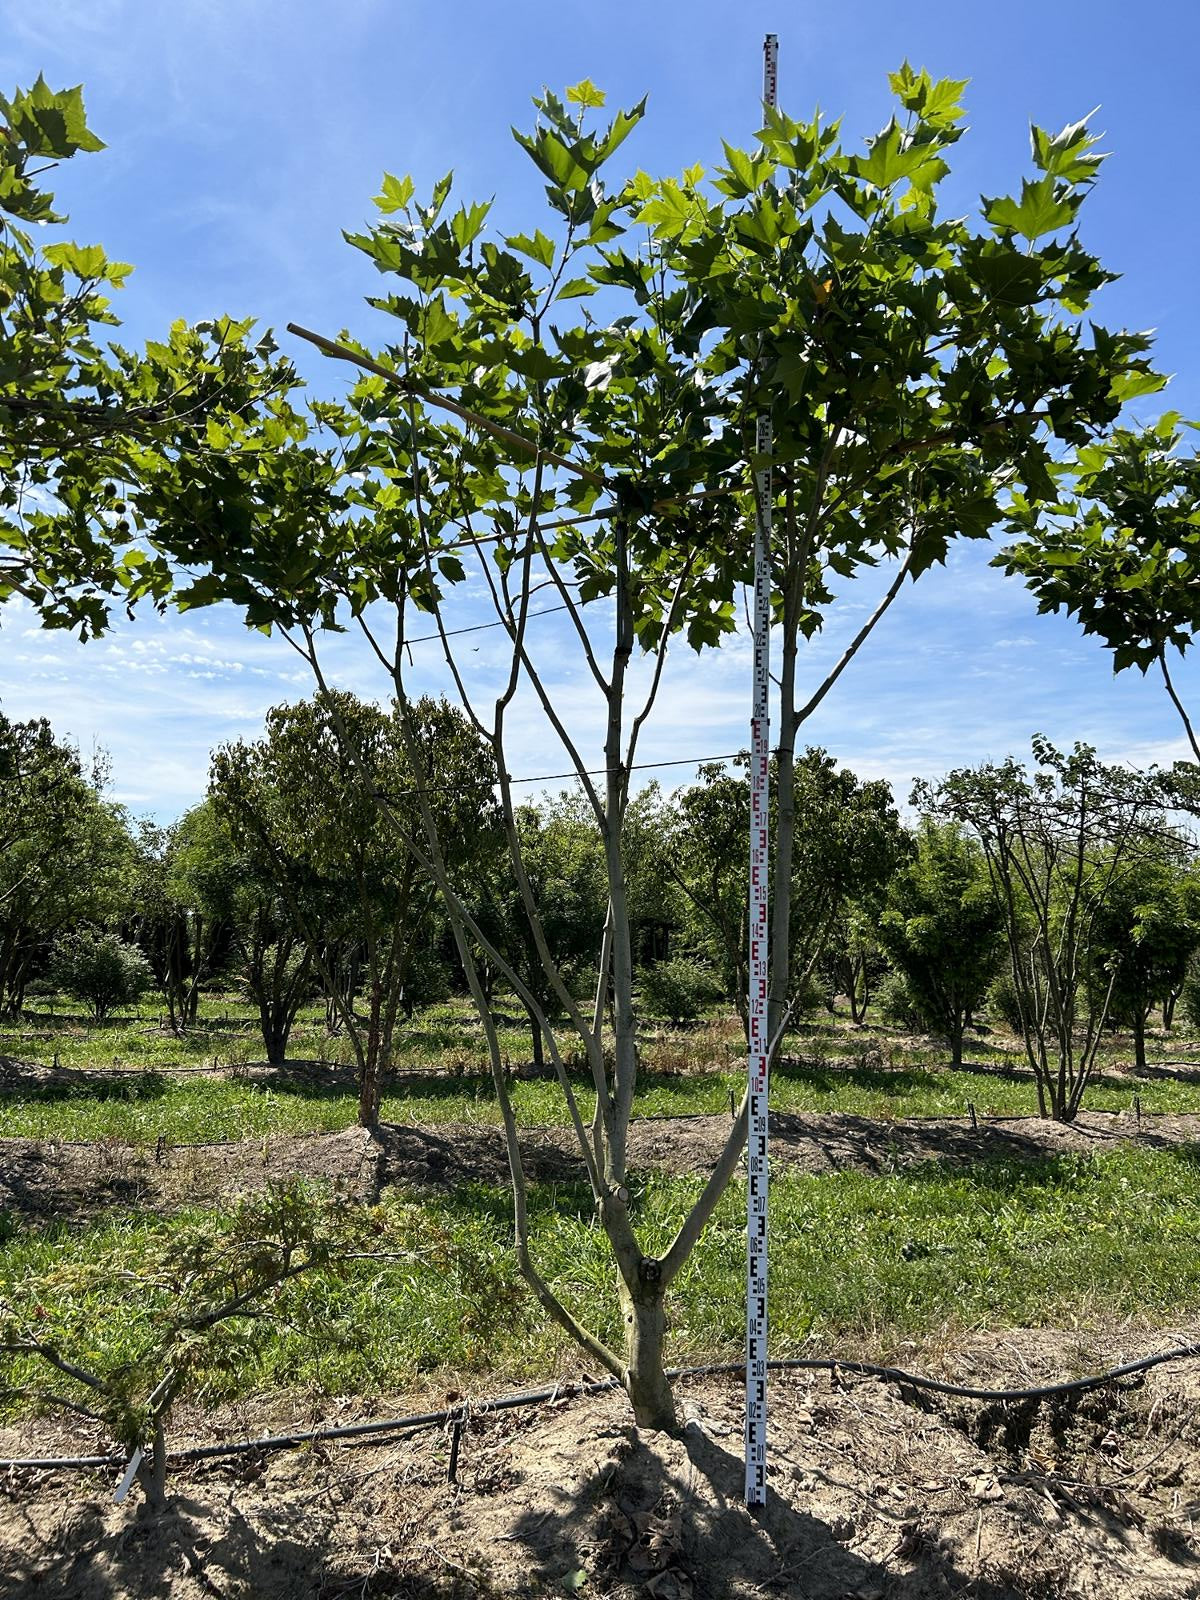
top-left (4, 1340), bottom-right (1200, 1475)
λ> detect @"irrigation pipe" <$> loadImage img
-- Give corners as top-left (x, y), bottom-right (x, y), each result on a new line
top-left (5, 1342), bottom-right (1200, 1474)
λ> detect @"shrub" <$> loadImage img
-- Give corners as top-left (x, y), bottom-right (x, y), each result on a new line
top-left (876, 970), bottom-right (923, 1031)
top-left (1182, 953), bottom-right (1200, 1032)
top-left (791, 972), bottom-right (835, 1018)
top-left (50, 929), bottom-right (154, 1021)
top-left (639, 958), bottom-right (718, 1024)
top-left (400, 943), bottom-right (453, 1018)
top-left (987, 970), bottom-right (1026, 1035)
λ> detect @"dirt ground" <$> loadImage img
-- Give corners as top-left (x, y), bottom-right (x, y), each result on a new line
top-left (4, 1325), bottom-right (1200, 1598)
top-left (0, 1102), bottom-right (1194, 1221)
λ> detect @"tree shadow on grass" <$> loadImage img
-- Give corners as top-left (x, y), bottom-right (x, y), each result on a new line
top-left (0, 1065), bottom-right (170, 1105)
top-left (766, 1109), bottom-right (1067, 1176)
top-left (887, 1141), bottom-right (1200, 1199)
top-left (1123, 1059), bottom-right (1200, 1088)
top-left (257, 1062), bottom-right (507, 1108)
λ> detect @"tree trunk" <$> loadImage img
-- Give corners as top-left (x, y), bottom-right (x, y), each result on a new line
top-left (135, 1420), bottom-right (168, 1515)
top-left (1133, 1012), bottom-right (1147, 1075)
top-left (1041, 1066), bottom-right (1072, 1123)
top-left (265, 1020), bottom-right (288, 1067)
top-left (529, 1011), bottom-right (545, 1072)
top-left (619, 1274), bottom-right (676, 1431)
top-left (768, 612), bottom-right (799, 1050)
top-left (358, 980), bottom-right (383, 1128)
top-left (847, 957), bottom-right (867, 1026)
top-left (949, 1014), bottom-right (964, 1068)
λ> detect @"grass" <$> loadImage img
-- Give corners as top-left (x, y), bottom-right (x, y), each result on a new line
top-left (3, 992), bottom-right (1199, 1143)
top-left (3, 1145), bottom-right (1200, 1412)
top-left (0, 1051), bottom-right (1195, 1145)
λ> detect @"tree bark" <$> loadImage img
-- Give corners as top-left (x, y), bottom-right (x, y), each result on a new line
top-left (358, 980), bottom-right (384, 1128)
top-left (848, 955), bottom-right (868, 1025)
top-left (949, 1014), bottom-right (964, 1068)
top-left (1133, 1012), bottom-right (1147, 1076)
top-left (135, 1420), bottom-right (168, 1515)
top-left (265, 1022), bottom-right (288, 1068)
top-left (619, 1272), bottom-right (676, 1431)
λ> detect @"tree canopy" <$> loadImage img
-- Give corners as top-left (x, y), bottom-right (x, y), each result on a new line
top-left (0, 76), bottom-right (300, 638)
top-left (999, 415), bottom-right (1200, 758)
top-left (0, 61), bottom-right (1179, 1433)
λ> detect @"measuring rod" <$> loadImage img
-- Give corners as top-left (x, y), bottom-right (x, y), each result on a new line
top-left (745, 28), bottom-right (778, 1509)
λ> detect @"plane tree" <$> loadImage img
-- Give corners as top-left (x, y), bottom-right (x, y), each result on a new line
top-left (999, 415), bottom-right (1200, 757)
top-left (637, 69), bottom-right (1165, 1049)
top-left (0, 76), bottom-right (302, 637)
top-left (7, 71), bottom-right (1166, 1430)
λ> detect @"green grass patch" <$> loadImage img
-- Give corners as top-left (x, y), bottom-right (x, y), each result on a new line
top-left (3, 1145), bottom-right (1199, 1411)
top-left (0, 1056), bottom-right (1194, 1145)
top-left (4, 994), bottom-right (1200, 1143)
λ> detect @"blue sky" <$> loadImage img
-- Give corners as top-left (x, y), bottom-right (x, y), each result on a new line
top-left (2, 0), bottom-right (1197, 820)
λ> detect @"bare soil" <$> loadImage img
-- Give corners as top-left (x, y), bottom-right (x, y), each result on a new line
top-left (4, 1325), bottom-right (1200, 1598)
top-left (1, 1105), bottom-right (1197, 1221)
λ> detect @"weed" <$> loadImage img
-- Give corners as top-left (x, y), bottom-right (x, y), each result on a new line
top-left (3, 1146), bottom-right (1199, 1411)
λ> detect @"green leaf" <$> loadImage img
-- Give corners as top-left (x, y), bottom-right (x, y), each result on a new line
top-left (6, 77), bottom-right (105, 157)
top-left (555, 277), bottom-right (597, 300)
top-left (566, 80), bottom-right (605, 110)
top-left (1038, 551), bottom-right (1082, 568)
top-left (1031, 113), bottom-right (1105, 183)
top-left (921, 75), bottom-right (970, 127)
top-left (507, 230), bottom-right (556, 268)
top-left (373, 173), bottom-right (414, 214)
top-left (850, 120), bottom-right (940, 190)
top-left (637, 182), bottom-right (693, 238)
top-left (887, 62), bottom-right (968, 128)
top-left (1108, 369), bottom-right (1169, 404)
top-left (430, 171), bottom-right (453, 216)
top-left (597, 100), bottom-right (646, 163)
top-left (420, 295), bottom-right (458, 349)
top-left (984, 175), bottom-right (1079, 241)
top-left (716, 141), bottom-right (770, 197)
top-left (43, 241), bottom-right (108, 278)
top-left (957, 238), bottom-right (1047, 305)
top-left (452, 199), bottom-right (490, 250)
top-left (512, 128), bottom-right (590, 191)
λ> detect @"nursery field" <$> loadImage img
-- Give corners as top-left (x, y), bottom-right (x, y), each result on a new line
top-left (5, 998), bottom-right (1200, 1596)
top-left (4, 995), bottom-right (1200, 1143)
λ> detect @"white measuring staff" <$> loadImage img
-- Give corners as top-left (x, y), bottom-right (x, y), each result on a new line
top-left (744, 28), bottom-right (778, 1510)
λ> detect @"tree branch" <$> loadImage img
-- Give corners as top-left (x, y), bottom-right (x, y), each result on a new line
top-left (287, 323), bottom-right (608, 491)
top-left (792, 544), bottom-right (915, 728)
top-left (1160, 650), bottom-right (1200, 764)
